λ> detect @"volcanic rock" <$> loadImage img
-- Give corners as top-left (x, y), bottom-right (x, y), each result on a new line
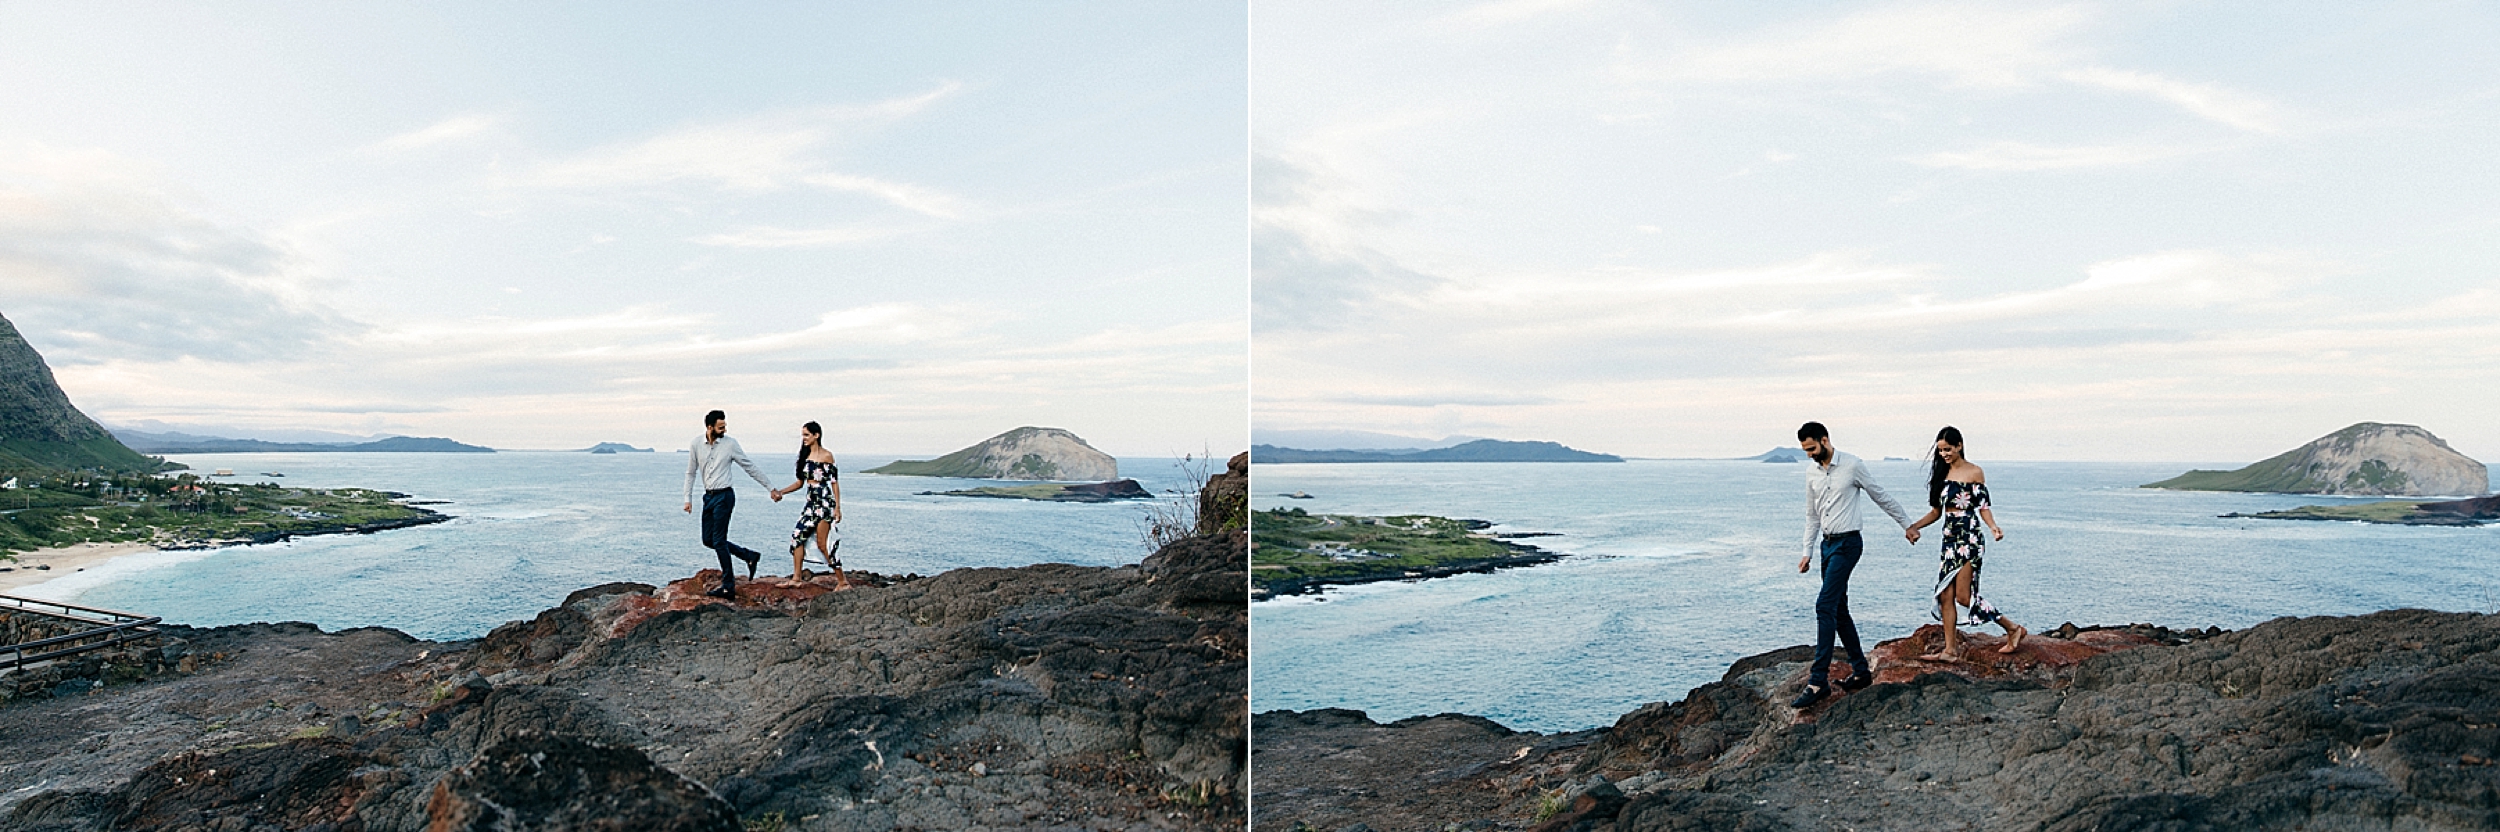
top-left (423, 732), bottom-right (739, 832)
top-left (1254, 609), bottom-right (2500, 832)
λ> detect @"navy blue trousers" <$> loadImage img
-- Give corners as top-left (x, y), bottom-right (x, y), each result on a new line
top-left (1810, 531), bottom-right (1868, 686)
top-left (701, 488), bottom-right (760, 584)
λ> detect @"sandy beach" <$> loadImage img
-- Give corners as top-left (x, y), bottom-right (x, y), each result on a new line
top-left (0, 542), bottom-right (156, 595)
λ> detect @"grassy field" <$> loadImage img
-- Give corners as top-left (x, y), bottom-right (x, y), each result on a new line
top-left (0, 472), bottom-right (438, 556)
top-left (1251, 508), bottom-right (1552, 595)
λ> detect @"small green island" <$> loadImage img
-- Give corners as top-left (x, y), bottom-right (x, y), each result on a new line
top-left (2224, 493), bottom-right (2499, 527)
top-left (1251, 508), bottom-right (1561, 598)
top-left (919, 479), bottom-right (1151, 503)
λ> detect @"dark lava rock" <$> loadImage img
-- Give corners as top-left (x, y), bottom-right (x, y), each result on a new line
top-left (1255, 609), bottom-right (2500, 832)
top-left (424, 732), bottom-right (738, 832)
top-left (2416, 493), bottom-right (2500, 521)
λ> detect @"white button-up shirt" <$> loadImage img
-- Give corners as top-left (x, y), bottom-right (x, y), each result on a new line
top-left (1804, 450), bottom-right (1912, 558)
top-left (686, 435), bottom-right (777, 503)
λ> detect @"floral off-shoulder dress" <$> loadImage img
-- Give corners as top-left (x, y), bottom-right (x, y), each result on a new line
top-left (791, 458), bottom-right (840, 567)
top-left (1934, 479), bottom-right (2001, 625)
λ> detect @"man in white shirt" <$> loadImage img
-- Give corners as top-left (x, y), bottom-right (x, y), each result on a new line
top-left (1791, 421), bottom-right (1915, 708)
top-left (683, 409), bottom-right (780, 598)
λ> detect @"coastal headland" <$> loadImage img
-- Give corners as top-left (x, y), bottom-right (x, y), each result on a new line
top-left (0, 457), bottom-right (1249, 831)
top-left (1254, 610), bottom-right (2500, 831)
top-left (1250, 509), bottom-right (1562, 598)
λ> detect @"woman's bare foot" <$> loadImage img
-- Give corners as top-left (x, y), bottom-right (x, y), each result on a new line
top-left (1997, 623), bottom-right (2027, 654)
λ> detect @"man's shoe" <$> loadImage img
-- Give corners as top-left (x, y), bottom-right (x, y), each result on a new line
top-left (737, 550), bottom-right (760, 579)
top-left (705, 582), bottom-right (735, 599)
top-left (1789, 683), bottom-right (1828, 709)
top-left (1837, 669), bottom-right (1873, 691)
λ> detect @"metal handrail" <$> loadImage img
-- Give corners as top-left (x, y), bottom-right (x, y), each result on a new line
top-left (1, 593), bottom-right (163, 673)
top-left (0, 594), bottom-right (155, 624)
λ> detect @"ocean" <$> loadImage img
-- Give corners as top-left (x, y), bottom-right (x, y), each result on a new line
top-left (1248, 459), bottom-right (2500, 732)
top-left (15, 452), bottom-right (1206, 641)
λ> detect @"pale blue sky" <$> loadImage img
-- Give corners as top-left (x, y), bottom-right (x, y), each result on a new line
top-left (0, 3), bottom-right (1245, 455)
top-left (1254, 1), bottom-right (2500, 462)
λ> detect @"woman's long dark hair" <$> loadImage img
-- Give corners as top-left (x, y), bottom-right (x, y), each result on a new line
top-left (796, 421), bottom-right (822, 479)
top-left (1927, 426), bottom-right (1965, 508)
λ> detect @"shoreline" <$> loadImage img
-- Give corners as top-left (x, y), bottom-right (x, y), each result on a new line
top-left (0, 541), bottom-right (158, 594)
top-left (0, 508), bottom-right (453, 597)
top-left (1251, 535), bottom-right (1562, 600)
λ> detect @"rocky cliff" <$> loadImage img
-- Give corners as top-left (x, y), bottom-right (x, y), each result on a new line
top-left (2, 468), bottom-right (1247, 831)
top-left (0, 312), bottom-right (162, 473)
top-left (2146, 422), bottom-right (2489, 496)
top-left (866, 426), bottom-right (1120, 481)
top-left (1255, 611), bottom-right (2500, 832)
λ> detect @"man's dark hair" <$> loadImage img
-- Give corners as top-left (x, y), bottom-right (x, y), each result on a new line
top-left (1797, 421), bottom-right (1829, 442)
top-left (704, 410), bottom-right (726, 427)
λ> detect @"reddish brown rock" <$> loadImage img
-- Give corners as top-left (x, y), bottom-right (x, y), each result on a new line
top-left (602, 569), bottom-right (877, 638)
top-left (1865, 624), bottom-right (2159, 686)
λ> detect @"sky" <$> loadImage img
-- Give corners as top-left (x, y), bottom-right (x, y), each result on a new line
top-left (0, 3), bottom-right (1245, 456)
top-left (1252, 1), bottom-right (2500, 463)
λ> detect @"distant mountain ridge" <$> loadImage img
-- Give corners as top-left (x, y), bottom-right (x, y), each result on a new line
top-left (2146, 422), bottom-right (2487, 496)
top-left (1253, 439), bottom-right (1622, 463)
top-left (114, 430), bottom-right (495, 455)
top-left (1249, 429), bottom-right (1485, 452)
top-left (0, 313), bottom-right (165, 473)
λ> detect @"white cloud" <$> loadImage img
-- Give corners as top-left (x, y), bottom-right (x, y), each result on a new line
top-left (2061, 67), bottom-right (2285, 134)
top-left (0, 184), bottom-right (357, 364)
top-left (1642, 2), bottom-right (2093, 89)
top-left (515, 83), bottom-right (964, 196)
top-left (361, 114), bottom-right (502, 155)
top-left (1910, 140), bottom-right (2217, 171)
top-left (801, 173), bottom-right (970, 219)
top-left (689, 225), bottom-right (907, 249)
top-left (522, 119), bottom-right (827, 192)
top-left (1442, 0), bottom-right (1600, 30)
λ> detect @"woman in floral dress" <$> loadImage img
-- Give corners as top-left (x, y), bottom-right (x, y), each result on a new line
top-left (1904, 426), bottom-right (2026, 661)
top-left (770, 421), bottom-right (846, 588)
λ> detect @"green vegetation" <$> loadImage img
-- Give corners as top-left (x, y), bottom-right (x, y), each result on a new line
top-left (0, 471), bottom-right (436, 556)
top-left (0, 436), bottom-right (167, 474)
top-left (2232, 501), bottom-right (2431, 524)
top-left (941, 483), bottom-right (1072, 500)
top-left (1251, 508), bottom-right (1549, 594)
top-left (2144, 422), bottom-right (2437, 494)
top-left (2147, 459), bottom-right (2333, 493)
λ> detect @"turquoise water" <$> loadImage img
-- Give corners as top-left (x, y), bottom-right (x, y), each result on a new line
top-left (1248, 460), bottom-right (2500, 732)
top-left (22, 452), bottom-right (1203, 640)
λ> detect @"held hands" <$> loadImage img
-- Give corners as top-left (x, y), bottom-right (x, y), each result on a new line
top-left (770, 488), bottom-right (785, 502)
top-left (1904, 527), bottom-right (1922, 544)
